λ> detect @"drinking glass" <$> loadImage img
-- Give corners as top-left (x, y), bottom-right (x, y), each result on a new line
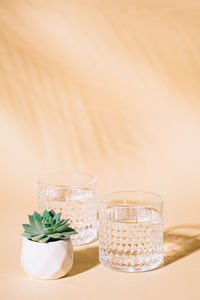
top-left (38, 172), bottom-right (97, 245)
top-left (99, 190), bottom-right (163, 272)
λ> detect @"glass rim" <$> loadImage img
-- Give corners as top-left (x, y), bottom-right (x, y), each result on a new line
top-left (37, 171), bottom-right (97, 188)
top-left (100, 190), bottom-right (163, 208)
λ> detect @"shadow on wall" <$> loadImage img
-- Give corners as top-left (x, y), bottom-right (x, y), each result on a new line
top-left (162, 224), bottom-right (200, 267)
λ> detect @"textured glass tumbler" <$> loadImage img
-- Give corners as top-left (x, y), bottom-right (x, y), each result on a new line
top-left (38, 172), bottom-right (97, 245)
top-left (99, 191), bottom-right (163, 272)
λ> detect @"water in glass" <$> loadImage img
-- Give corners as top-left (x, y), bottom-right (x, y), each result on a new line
top-left (39, 186), bottom-right (97, 245)
top-left (99, 206), bottom-right (163, 271)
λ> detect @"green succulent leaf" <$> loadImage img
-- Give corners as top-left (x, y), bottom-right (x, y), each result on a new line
top-left (22, 224), bottom-right (32, 230)
top-left (42, 209), bottom-right (50, 219)
top-left (49, 209), bottom-right (56, 218)
top-left (22, 210), bottom-right (78, 243)
top-left (54, 219), bottom-right (70, 230)
top-left (28, 215), bottom-right (37, 230)
top-left (47, 233), bottom-right (63, 238)
top-left (62, 230), bottom-right (78, 236)
top-left (33, 212), bottom-right (43, 230)
top-left (42, 227), bottom-right (54, 235)
top-left (55, 224), bottom-right (71, 233)
top-left (24, 228), bottom-right (38, 235)
top-left (43, 223), bottom-right (51, 228)
top-left (22, 233), bottom-right (32, 239)
top-left (31, 234), bottom-right (46, 241)
top-left (53, 212), bottom-right (61, 223)
top-left (42, 210), bottom-right (53, 224)
top-left (39, 236), bottom-right (50, 243)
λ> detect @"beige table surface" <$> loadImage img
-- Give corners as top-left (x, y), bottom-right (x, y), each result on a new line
top-left (0, 193), bottom-right (200, 300)
top-left (0, 0), bottom-right (200, 299)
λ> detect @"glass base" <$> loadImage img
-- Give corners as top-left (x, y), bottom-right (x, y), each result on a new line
top-left (99, 258), bottom-right (163, 272)
top-left (72, 231), bottom-right (97, 246)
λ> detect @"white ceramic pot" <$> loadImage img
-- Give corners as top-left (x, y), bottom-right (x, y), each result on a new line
top-left (21, 237), bottom-right (73, 279)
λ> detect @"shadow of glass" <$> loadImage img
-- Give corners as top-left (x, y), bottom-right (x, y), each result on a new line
top-left (161, 224), bottom-right (200, 267)
top-left (67, 246), bottom-right (99, 277)
top-left (66, 224), bottom-right (200, 276)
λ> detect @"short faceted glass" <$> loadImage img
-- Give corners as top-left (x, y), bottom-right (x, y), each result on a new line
top-left (99, 191), bottom-right (163, 272)
top-left (38, 172), bottom-right (97, 245)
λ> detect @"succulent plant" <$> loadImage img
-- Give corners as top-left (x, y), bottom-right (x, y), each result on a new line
top-left (22, 209), bottom-right (78, 243)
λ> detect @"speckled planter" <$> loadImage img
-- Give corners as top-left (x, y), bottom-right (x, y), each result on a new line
top-left (21, 237), bottom-right (73, 279)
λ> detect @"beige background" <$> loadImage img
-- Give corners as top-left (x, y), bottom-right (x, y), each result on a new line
top-left (0, 0), bottom-right (199, 299)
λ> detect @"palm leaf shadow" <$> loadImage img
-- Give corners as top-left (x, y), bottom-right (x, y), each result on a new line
top-left (161, 224), bottom-right (200, 267)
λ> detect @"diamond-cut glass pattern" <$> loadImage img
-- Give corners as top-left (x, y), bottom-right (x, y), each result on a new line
top-left (39, 185), bottom-right (97, 245)
top-left (99, 205), bottom-right (163, 271)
